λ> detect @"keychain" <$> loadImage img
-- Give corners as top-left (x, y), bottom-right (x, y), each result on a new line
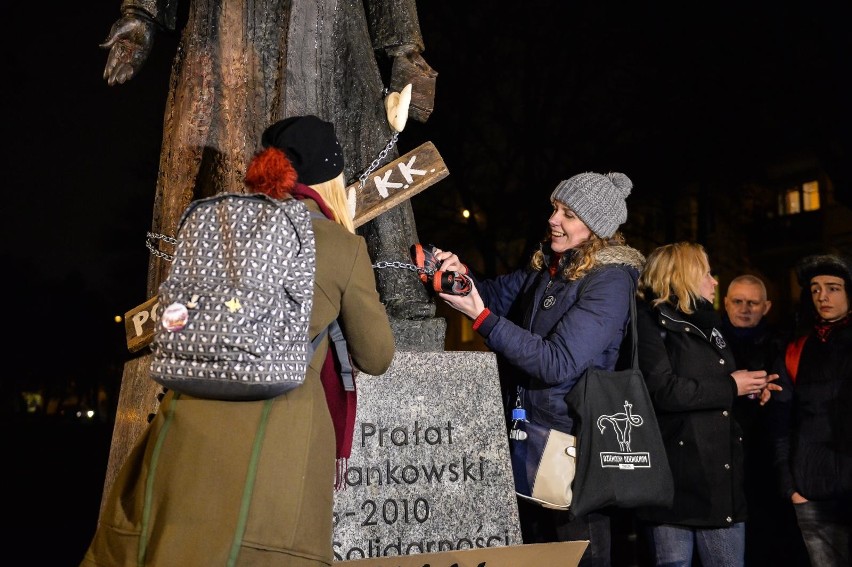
top-left (509, 389), bottom-right (528, 440)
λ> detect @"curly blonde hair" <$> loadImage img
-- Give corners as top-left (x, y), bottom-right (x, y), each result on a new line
top-left (530, 231), bottom-right (626, 281)
top-left (637, 242), bottom-right (709, 314)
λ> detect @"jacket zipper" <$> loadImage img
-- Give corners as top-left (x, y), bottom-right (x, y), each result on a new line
top-left (661, 312), bottom-right (709, 340)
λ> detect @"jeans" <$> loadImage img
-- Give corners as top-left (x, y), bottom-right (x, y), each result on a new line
top-left (793, 499), bottom-right (852, 567)
top-left (644, 522), bottom-right (745, 567)
top-left (518, 498), bottom-right (611, 566)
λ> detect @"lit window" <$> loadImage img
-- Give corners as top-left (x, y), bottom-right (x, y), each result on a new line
top-left (785, 188), bottom-right (801, 214)
top-left (802, 180), bottom-right (820, 211)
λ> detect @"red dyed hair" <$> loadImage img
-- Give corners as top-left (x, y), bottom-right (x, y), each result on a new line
top-left (244, 147), bottom-right (298, 198)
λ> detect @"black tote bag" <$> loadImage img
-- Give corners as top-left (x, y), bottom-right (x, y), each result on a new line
top-left (565, 292), bottom-right (673, 519)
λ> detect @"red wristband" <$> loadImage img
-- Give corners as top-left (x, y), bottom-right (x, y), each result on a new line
top-left (472, 308), bottom-right (491, 331)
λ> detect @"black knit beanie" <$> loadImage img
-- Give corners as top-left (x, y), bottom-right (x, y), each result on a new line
top-left (796, 254), bottom-right (852, 293)
top-left (261, 115), bottom-right (344, 185)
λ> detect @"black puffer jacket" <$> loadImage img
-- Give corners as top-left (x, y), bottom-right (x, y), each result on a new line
top-left (770, 321), bottom-right (852, 502)
top-left (636, 299), bottom-right (746, 528)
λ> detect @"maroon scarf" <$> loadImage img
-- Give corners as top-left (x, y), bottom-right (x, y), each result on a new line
top-left (291, 183), bottom-right (356, 491)
top-left (814, 313), bottom-right (851, 343)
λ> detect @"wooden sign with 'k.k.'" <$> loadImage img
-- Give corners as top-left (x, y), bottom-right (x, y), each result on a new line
top-left (124, 141), bottom-right (448, 352)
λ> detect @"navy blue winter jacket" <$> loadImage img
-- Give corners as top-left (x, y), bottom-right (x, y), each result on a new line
top-left (474, 245), bottom-right (645, 434)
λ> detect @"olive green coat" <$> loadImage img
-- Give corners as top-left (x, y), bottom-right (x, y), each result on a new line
top-left (81, 199), bottom-right (395, 566)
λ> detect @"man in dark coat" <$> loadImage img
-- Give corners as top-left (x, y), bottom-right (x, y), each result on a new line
top-left (721, 275), bottom-right (808, 567)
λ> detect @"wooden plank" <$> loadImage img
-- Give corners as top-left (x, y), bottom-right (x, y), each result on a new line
top-left (339, 542), bottom-right (588, 567)
top-left (124, 296), bottom-right (159, 353)
top-left (351, 141), bottom-right (448, 227)
top-left (123, 141), bottom-right (448, 352)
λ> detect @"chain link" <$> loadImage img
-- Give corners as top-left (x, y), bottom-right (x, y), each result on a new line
top-left (358, 132), bottom-right (400, 188)
top-left (146, 232), bottom-right (177, 262)
top-left (371, 260), bottom-right (423, 273)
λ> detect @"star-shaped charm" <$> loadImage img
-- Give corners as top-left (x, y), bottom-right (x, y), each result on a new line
top-left (225, 298), bottom-right (242, 313)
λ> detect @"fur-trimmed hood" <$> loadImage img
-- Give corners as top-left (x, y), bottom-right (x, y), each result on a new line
top-left (594, 244), bottom-right (646, 272)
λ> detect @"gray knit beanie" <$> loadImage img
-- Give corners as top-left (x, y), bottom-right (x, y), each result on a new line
top-left (550, 171), bottom-right (633, 238)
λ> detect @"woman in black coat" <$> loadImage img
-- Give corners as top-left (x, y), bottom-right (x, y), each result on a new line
top-left (635, 242), bottom-right (779, 567)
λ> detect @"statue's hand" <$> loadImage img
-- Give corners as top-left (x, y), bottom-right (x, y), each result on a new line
top-left (389, 50), bottom-right (437, 123)
top-left (403, 51), bottom-right (437, 81)
top-left (100, 15), bottom-right (155, 86)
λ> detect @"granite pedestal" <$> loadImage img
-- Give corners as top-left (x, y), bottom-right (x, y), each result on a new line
top-left (333, 351), bottom-right (522, 561)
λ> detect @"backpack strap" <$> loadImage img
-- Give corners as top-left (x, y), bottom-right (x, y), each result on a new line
top-left (229, 398), bottom-right (274, 566)
top-left (306, 210), bottom-right (355, 392)
top-left (784, 335), bottom-right (808, 384)
top-left (311, 320), bottom-right (354, 391)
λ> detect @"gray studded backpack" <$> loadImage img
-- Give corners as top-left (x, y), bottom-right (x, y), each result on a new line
top-left (149, 193), bottom-right (321, 401)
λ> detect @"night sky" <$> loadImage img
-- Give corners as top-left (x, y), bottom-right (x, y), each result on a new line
top-left (3, 2), bottom-right (849, 391)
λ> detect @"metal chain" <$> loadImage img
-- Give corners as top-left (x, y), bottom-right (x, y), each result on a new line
top-left (371, 260), bottom-right (424, 274)
top-left (358, 132), bottom-right (399, 188)
top-left (146, 232), bottom-right (177, 262)
top-left (355, 87), bottom-right (399, 187)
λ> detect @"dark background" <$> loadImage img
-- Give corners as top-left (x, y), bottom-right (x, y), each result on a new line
top-left (3, 1), bottom-right (849, 565)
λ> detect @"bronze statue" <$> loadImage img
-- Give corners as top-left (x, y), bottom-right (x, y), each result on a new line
top-left (101, 0), bottom-right (440, 348)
